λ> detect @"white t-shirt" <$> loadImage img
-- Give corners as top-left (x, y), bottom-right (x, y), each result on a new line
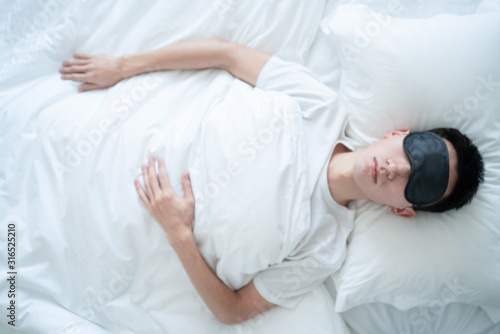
top-left (253, 52), bottom-right (357, 309)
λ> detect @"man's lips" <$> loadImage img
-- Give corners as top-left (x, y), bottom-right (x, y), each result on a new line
top-left (371, 158), bottom-right (377, 184)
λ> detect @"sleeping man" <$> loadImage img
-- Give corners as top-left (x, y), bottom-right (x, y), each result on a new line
top-left (59, 39), bottom-right (484, 325)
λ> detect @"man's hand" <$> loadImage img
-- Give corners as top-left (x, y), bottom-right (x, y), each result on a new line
top-left (134, 157), bottom-right (195, 245)
top-left (59, 54), bottom-right (125, 92)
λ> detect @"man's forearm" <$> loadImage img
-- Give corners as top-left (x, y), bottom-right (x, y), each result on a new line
top-left (169, 233), bottom-right (242, 324)
top-left (121, 38), bottom-right (230, 77)
top-left (120, 38), bottom-right (270, 86)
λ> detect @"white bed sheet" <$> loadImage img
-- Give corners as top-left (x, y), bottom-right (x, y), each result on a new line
top-left (0, 1), bottom-right (356, 333)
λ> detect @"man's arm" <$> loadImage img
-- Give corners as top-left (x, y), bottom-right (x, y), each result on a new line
top-left (60, 39), bottom-right (271, 91)
top-left (134, 157), bottom-right (276, 324)
top-left (171, 233), bottom-right (276, 325)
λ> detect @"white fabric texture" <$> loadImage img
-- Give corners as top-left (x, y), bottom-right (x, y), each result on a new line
top-left (321, 3), bottom-right (500, 321)
top-left (252, 52), bottom-right (358, 309)
top-left (341, 301), bottom-right (500, 334)
top-left (0, 1), bottom-right (354, 333)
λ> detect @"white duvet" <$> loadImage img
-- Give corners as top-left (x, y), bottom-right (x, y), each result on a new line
top-left (0, 0), bottom-right (354, 333)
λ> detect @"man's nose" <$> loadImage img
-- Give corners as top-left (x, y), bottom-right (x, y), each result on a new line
top-left (386, 159), bottom-right (411, 180)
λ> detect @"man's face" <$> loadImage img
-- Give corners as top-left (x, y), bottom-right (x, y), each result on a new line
top-left (353, 129), bottom-right (458, 217)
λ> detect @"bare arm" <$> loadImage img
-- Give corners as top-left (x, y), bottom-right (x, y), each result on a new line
top-left (134, 157), bottom-right (276, 324)
top-left (60, 39), bottom-right (271, 91)
top-left (170, 232), bottom-right (276, 325)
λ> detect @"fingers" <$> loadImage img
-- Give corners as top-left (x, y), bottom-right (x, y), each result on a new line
top-left (139, 158), bottom-right (193, 206)
top-left (62, 59), bottom-right (90, 67)
top-left (73, 53), bottom-right (93, 60)
top-left (182, 172), bottom-right (194, 200)
top-left (78, 83), bottom-right (100, 93)
top-left (60, 73), bottom-right (87, 82)
top-left (142, 163), bottom-right (154, 202)
top-left (158, 158), bottom-right (172, 191)
top-left (148, 157), bottom-right (161, 197)
top-left (59, 65), bottom-right (88, 74)
top-left (134, 179), bottom-right (151, 210)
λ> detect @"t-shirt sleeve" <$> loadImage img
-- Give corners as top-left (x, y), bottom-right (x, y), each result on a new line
top-left (255, 51), bottom-right (338, 121)
top-left (253, 253), bottom-right (339, 309)
top-left (253, 210), bottom-right (349, 309)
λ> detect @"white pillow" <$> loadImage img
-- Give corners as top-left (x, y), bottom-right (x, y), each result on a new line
top-left (322, 4), bottom-right (500, 318)
top-left (341, 301), bottom-right (499, 334)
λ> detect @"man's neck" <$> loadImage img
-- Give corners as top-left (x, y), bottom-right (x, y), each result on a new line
top-left (327, 144), bottom-right (368, 207)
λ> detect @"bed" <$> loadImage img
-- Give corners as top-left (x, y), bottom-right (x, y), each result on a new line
top-left (1, 0), bottom-right (499, 333)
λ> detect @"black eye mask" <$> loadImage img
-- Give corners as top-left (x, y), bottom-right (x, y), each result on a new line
top-left (403, 132), bottom-right (449, 207)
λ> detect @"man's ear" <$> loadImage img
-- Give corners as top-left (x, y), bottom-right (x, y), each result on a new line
top-left (388, 206), bottom-right (416, 218)
top-left (383, 129), bottom-right (411, 139)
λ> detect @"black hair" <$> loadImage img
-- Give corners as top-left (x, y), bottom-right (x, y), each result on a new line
top-left (415, 127), bottom-right (484, 213)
